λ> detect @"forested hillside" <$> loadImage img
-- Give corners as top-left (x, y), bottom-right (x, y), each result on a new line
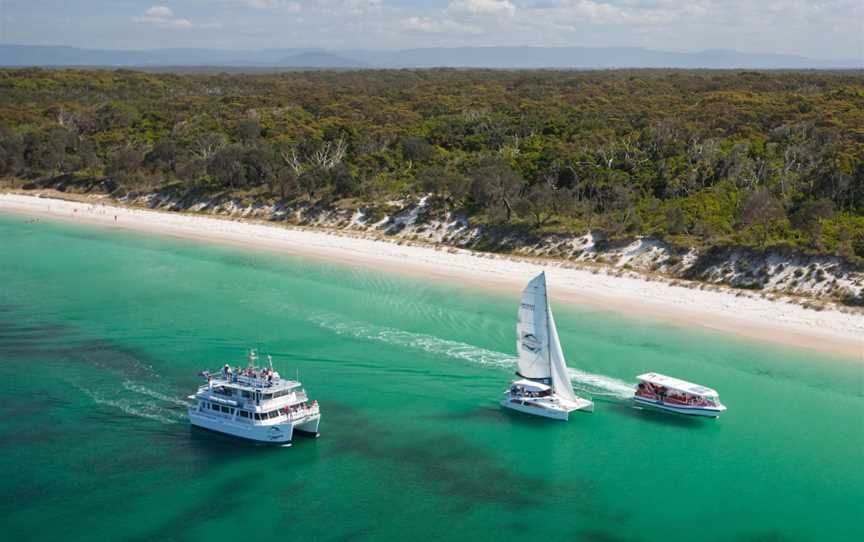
top-left (1, 68), bottom-right (863, 263)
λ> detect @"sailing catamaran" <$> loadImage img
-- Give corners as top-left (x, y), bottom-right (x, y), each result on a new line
top-left (501, 272), bottom-right (594, 419)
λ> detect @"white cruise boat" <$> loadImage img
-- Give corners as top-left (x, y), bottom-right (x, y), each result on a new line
top-left (633, 373), bottom-right (727, 418)
top-left (501, 272), bottom-right (594, 420)
top-left (188, 350), bottom-right (321, 445)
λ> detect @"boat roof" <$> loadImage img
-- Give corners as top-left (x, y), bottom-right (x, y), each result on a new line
top-left (637, 373), bottom-right (719, 397)
top-left (208, 375), bottom-right (302, 393)
top-left (512, 379), bottom-right (551, 392)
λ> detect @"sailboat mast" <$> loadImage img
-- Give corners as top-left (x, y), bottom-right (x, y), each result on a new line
top-left (544, 275), bottom-right (554, 389)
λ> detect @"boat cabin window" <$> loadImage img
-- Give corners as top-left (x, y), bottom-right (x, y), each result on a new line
top-left (263, 394), bottom-right (273, 400)
top-left (216, 387), bottom-right (237, 397)
top-left (239, 410), bottom-right (249, 418)
top-left (511, 385), bottom-right (551, 398)
top-left (220, 405), bottom-right (231, 413)
top-left (241, 391), bottom-right (251, 398)
top-left (268, 411), bottom-right (280, 419)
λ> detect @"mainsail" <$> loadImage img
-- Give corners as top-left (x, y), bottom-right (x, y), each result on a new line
top-left (515, 273), bottom-right (551, 380)
top-left (515, 272), bottom-right (579, 402)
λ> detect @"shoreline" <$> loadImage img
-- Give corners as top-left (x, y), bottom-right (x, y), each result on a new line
top-left (1, 191), bottom-right (862, 360)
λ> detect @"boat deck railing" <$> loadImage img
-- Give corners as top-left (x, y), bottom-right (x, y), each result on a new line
top-left (200, 369), bottom-right (301, 390)
top-left (196, 407), bottom-right (319, 424)
top-left (196, 390), bottom-right (309, 410)
top-left (284, 405), bottom-right (319, 422)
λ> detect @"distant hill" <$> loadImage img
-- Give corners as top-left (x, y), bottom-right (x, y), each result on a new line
top-left (0, 45), bottom-right (319, 67)
top-left (340, 47), bottom-right (861, 70)
top-left (279, 52), bottom-right (369, 69)
top-left (0, 44), bottom-right (858, 69)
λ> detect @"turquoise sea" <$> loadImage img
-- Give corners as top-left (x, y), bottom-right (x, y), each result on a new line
top-left (0, 214), bottom-right (862, 542)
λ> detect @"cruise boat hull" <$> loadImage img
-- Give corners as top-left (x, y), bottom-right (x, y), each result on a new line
top-left (500, 396), bottom-right (594, 420)
top-left (189, 409), bottom-right (299, 444)
top-left (633, 396), bottom-right (726, 418)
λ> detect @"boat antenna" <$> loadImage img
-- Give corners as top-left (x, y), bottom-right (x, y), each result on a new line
top-left (268, 354), bottom-right (274, 372)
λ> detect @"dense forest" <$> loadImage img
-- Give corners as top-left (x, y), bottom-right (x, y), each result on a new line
top-left (1, 68), bottom-right (863, 260)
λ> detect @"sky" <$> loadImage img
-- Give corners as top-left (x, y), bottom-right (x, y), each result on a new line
top-left (1, 0), bottom-right (862, 60)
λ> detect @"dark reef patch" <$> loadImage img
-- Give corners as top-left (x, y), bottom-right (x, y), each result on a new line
top-left (577, 529), bottom-right (641, 542)
top-left (322, 402), bottom-right (593, 512)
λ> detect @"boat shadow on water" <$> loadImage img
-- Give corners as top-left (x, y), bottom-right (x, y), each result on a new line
top-left (187, 424), bottom-right (320, 454)
top-left (424, 404), bottom-right (524, 423)
top-left (425, 403), bottom-right (586, 426)
top-left (605, 401), bottom-right (712, 428)
top-left (424, 399), bottom-right (710, 428)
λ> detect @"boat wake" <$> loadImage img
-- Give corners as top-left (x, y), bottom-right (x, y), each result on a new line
top-left (122, 381), bottom-right (193, 408)
top-left (568, 369), bottom-right (635, 400)
top-left (310, 313), bottom-right (514, 368)
top-left (310, 313), bottom-right (635, 400)
top-left (79, 381), bottom-right (190, 425)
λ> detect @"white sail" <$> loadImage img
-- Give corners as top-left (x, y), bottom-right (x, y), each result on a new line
top-left (515, 272), bottom-right (551, 380)
top-left (547, 305), bottom-right (579, 403)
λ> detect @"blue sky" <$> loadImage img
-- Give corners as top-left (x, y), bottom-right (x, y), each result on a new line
top-left (2, 1), bottom-right (861, 59)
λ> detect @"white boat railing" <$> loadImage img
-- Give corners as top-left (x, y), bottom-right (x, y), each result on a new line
top-left (197, 404), bottom-right (319, 423)
top-left (284, 404), bottom-right (320, 422)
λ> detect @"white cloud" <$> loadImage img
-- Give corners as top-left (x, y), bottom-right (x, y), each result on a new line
top-left (145, 6), bottom-right (174, 19)
top-left (401, 16), bottom-right (482, 35)
top-left (448, 0), bottom-right (516, 18)
top-left (402, 0), bottom-right (516, 39)
top-left (231, 0), bottom-right (303, 12)
top-left (133, 5), bottom-right (195, 29)
top-left (99, 0), bottom-right (864, 59)
top-left (318, 0), bottom-right (383, 16)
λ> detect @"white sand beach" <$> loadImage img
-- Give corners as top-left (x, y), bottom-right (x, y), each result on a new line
top-left (1, 192), bottom-right (861, 359)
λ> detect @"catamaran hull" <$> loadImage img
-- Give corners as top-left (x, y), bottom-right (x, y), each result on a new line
top-left (500, 399), bottom-right (570, 420)
top-left (633, 397), bottom-right (725, 418)
top-left (499, 398), bottom-right (593, 420)
top-left (294, 415), bottom-right (321, 437)
top-left (189, 410), bottom-right (299, 444)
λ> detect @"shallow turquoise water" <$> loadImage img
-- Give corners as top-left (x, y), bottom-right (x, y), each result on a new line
top-left (0, 215), bottom-right (862, 542)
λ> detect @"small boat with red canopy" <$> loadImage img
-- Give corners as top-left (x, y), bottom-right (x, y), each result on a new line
top-left (633, 373), bottom-right (726, 418)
